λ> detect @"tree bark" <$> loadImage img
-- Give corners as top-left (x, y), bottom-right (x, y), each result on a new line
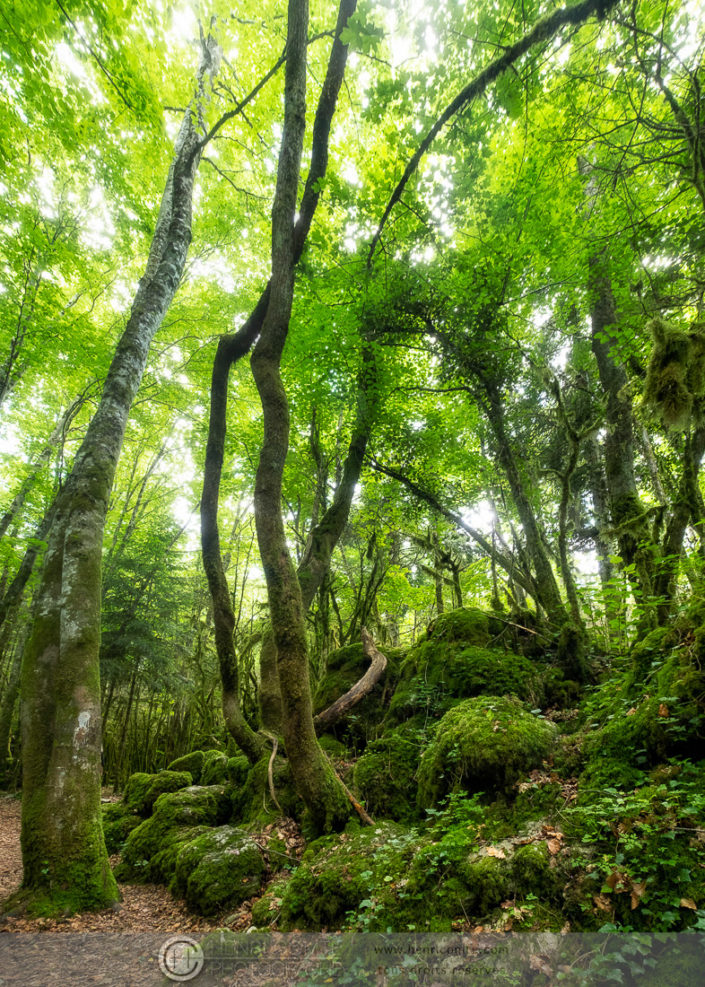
top-left (9, 37), bottom-right (218, 917)
top-left (200, 0), bottom-right (358, 754)
top-left (314, 627), bottom-right (387, 732)
top-left (250, 0), bottom-right (350, 833)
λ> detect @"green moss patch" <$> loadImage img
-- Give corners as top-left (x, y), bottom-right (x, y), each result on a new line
top-left (116, 785), bottom-right (231, 883)
top-left (142, 770), bottom-right (193, 814)
top-left (200, 750), bottom-right (230, 786)
top-left (121, 772), bottom-right (155, 814)
top-left (353, 728), bottom-right (424, 822)
top-left (167, 750), bottom-right (206, 784)
top-left (101, 802), bottom-right (142, 854)
top-left (417, 696), bottom-right (556, 808)
top-left (171, 826), bottom-right (266, 914)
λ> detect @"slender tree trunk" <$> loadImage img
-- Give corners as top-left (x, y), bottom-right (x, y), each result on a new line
top-left (250, 0), bottom-right (349, 833)
top-left (200, 0), bottom-right (358, 752)
top-left (481, 379), bottom-right (567, 625)
top-left (9, 38), bottom-right (218, 917)
top-left (0, 634), bottom-right (24, 782)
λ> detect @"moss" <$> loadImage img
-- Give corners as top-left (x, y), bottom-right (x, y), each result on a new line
top-left (167, 750), bottom-right (206, 784)
top-left (201, 749), bottom-right (230, 786)
top-left (122, 772), bottom-right (156, 814)
top-left (312, 644), bottom-right (404, 745)
top-left (510, 842), bottom-right (557, 898)
top-left (580, 644), bottom-right (705, 796)
top-left (142, 770), bottom-right (193, 814)
top-left (459, 855), bottom-right (510, 914)
top-left (101, 802), bottom-right (142, 854)
top-left (318, 735), bottom-right (349, 758)
top-left (388, 633), bottom-right (540, 726)
top-left (417, 696), bottom-right (556, 809)
top-left (116, 785), bottom-right (231, 883)
top-left (171, 826), bottom-right (265, 915)
top-left (227, 754), bottom-right (251, 788)
top-left (251, 875), bottom-right (291, 927)
top-left (425, 607), bottom-right (494, 645)
top-left (353, 729), bottom-right (423, 822)
top-left (279, 822), bottom-right (407, 930)
top-left (231, 755), bottom-right (303, 825)
top-left (556, 623), bottom-right (590, 683)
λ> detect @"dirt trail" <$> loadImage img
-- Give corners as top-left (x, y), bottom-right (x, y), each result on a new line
top-left (0, 794), bottom-right (247, 935)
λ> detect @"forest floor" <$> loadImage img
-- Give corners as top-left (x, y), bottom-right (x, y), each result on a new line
top-left (0, 792), bottom-right (256, 935)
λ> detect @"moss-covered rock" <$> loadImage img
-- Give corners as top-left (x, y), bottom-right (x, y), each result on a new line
top-left (318, 735), bottom-right (349, 758)
top-left (201, 749), bottom-right (230, 786)
top-left (101, 802), bottom-right (142, 854)
top-left (510, 841), bottom-right (557, 898)
top-left (122, 772), bottom-right (156, 814)
top-left (116, 786), bottom-right (231, 883)
top-left (171, 826), bottom-right (266, 915)
top-left (251, 876), bottom-right (291, 927)
top-left (166, 750), bottom-right (206, 784)
top-left (387, 611), bottom-right (540, 726)
top-left (227, 754), bottom-right (251, 788)
top-left (279, 822), bottom-right (408, 930)
top-left (142, 770), bottom-right (193, 814)
top-left (353, 728), bottom-right (423, 822)
top-left (417, 697), bottom-right (556, 808)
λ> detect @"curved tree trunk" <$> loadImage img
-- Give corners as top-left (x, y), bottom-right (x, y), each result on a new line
top-left (9, 38), bottom-right (218, 917)
top-left (250, 0), bottom-right (350, 833)
top-left (200, 0), bottom-right (358, 754)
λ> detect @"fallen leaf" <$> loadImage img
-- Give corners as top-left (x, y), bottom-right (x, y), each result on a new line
top-left (626, 707), bottom-right (637, 716)
top-left (547, 838), bottom-right (561, 856)
top-left (593, 894), bottom-right (612, 912)
top-left (486, 846), bottom-right (506, 859)
top-left (631, 882), bottom-right (647, 909)
top-left (680, 898), bottom-right (697, 910)
top-left (658, 703), bottom-right (670, 717)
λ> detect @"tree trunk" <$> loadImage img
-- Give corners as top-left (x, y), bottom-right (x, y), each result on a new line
top-left (9, 38), bottom-right (218, 917)
top-left (481, 378), bottom-right (568, 625)
top-left (250, 0), bottom-right (349, 833)
top-left (200, 0), bottom-right (358, 751)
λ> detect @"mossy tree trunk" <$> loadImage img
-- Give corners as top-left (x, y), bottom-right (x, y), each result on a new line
top-left (250, 0), bottom-right (350, 833)
top-left (8, 40), bottom-right (217, 917)
top-left (480, 376), bottom-right (568, 626)
top-left (588, 263), bottom-right (659, 609)
top-left (200, 0), bottom-right (358, 751)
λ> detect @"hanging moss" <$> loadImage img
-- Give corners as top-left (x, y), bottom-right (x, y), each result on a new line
top-left (101, 802), bottom-right (142, 854)
top-left (171, 826), bottom-right (266, 915)
top-left (352, 728), bottom-right (423, 822)
top-left (167, 750), bottom-right (206, 784)
top-left (417, 697), bottom-right (556, 809)
top-left (644, 318), bottom-right (705, 431)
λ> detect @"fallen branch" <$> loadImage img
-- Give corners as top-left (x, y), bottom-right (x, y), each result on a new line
top-left (314, 627), bottom-right (387, 733)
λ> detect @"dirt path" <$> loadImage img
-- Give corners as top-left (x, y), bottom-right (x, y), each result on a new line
top-left (0, 794), bottom-right (250, 935)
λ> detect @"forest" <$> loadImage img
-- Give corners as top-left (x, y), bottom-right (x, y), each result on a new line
top-left (1, 0), bottom-right (705, 980)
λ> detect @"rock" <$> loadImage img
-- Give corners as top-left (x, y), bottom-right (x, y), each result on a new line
top-left (417, 696), bottom-right (556, 808)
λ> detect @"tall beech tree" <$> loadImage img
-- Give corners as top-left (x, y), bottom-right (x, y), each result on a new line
top-left (10, 30), bottom-right (222, 916)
